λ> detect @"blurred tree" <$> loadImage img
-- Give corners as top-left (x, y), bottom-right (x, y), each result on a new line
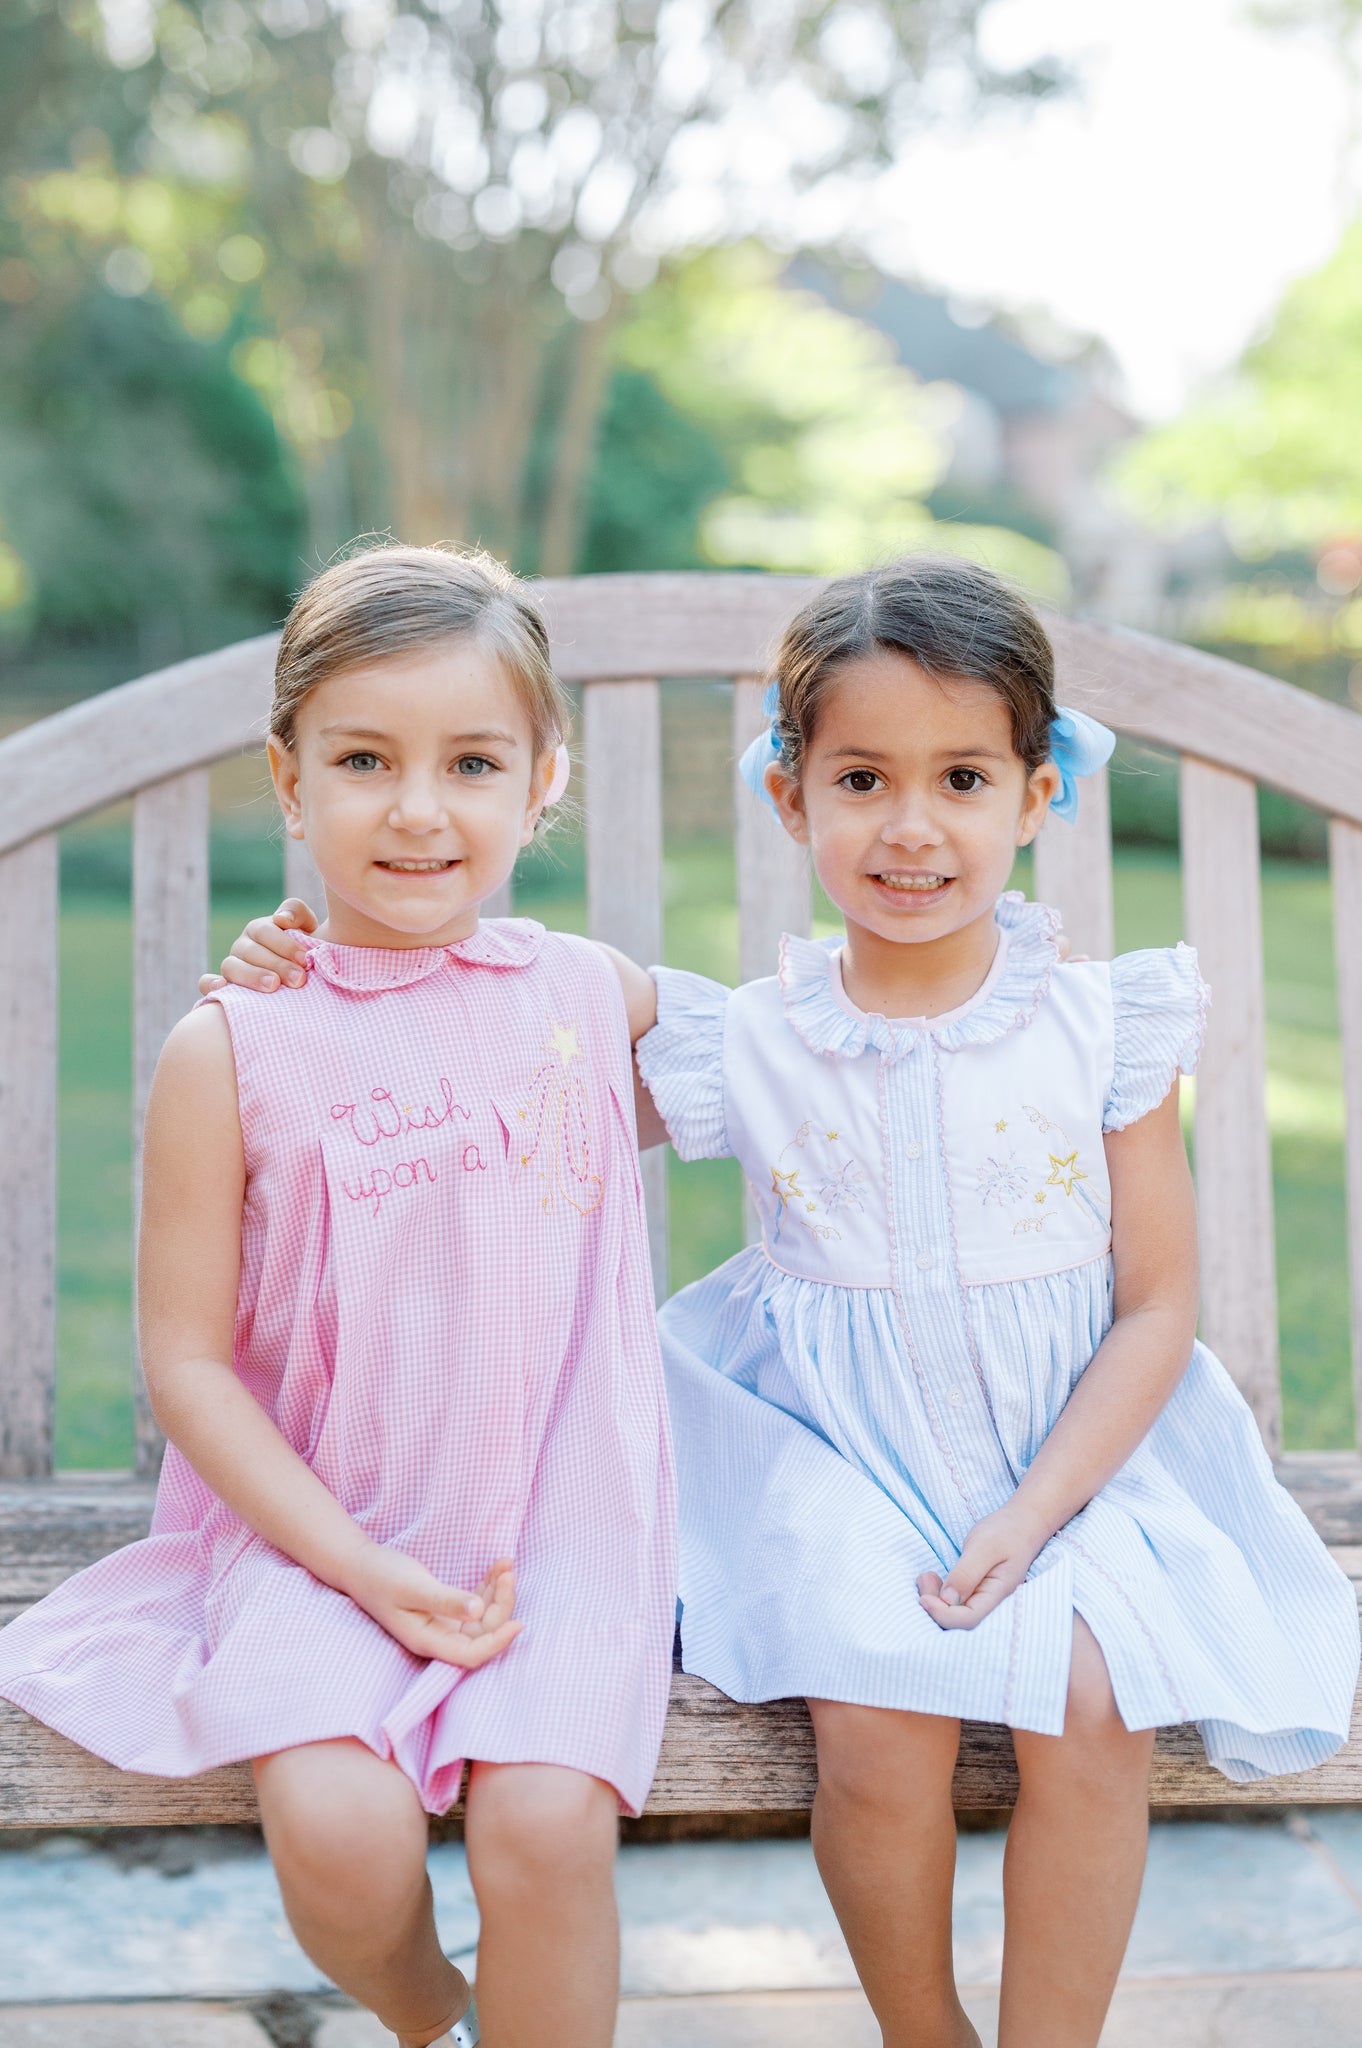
top-left (5, 0), bottom-right (1060, 577)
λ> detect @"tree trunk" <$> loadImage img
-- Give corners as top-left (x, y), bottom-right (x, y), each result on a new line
top-left (537, 295), bottom-right (621, 576)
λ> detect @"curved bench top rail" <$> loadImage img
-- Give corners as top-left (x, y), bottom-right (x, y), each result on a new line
top-left (5, 575), bottom-right (1362, 853)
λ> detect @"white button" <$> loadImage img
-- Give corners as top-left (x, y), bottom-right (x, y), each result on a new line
top-left (946, 1387), bottom-right (964, 1408)
top-left (915, 1250), bottom-right (933, 1271)
top-left (904, 1141), bottom-right (923, 1160)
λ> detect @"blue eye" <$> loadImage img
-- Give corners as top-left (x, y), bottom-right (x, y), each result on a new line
top-left (342, 752), bottom-right (380, 772)
top-left (456, 756), bottom-right (496, 777)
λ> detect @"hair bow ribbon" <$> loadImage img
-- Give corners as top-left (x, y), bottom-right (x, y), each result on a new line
top-left (738, 687), bottom-right (1114, 824)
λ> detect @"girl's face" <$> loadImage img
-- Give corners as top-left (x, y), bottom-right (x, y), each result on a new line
top-left (268, 637), bottom-right (553, 949)
top-left (767, 650), bottom-right (1060, 952)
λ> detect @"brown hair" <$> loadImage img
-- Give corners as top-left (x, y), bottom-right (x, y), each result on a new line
top-left (270, 542), bottom-right (570, 760)
top-left (770, 556), bottom-right (1056, 777)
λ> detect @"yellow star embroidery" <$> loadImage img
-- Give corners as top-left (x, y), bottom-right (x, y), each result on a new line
top-left (1035, 1191), bottom-right (1046, 1204)
top-left (1045, 1150), bottom-right (1087, 1198)
top-left (771, 1166), bottom-right (804, 1208)
top-left (995, 1118), bottom-right (1007, 1132)
top-left (549, 1019), bottom-right (581, 1065)
top-left (826, 1129), bottom-right (839, 1141)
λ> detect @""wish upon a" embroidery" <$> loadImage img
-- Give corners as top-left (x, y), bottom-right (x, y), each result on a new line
top-left (331, 1078), bottom-right (471, 1148)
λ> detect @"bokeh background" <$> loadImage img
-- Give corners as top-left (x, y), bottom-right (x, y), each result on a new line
top-left (4, 0), bottom-right (1361, 1467)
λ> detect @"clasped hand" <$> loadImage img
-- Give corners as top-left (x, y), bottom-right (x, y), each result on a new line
top-left (917, 1503), bottom-right (1050, 1631)
top-left (344, 1544), bottom-right (522, 1668)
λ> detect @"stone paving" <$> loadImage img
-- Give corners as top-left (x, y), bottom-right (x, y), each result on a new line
top-left (3, 1818), bottom-right (1362, 2043)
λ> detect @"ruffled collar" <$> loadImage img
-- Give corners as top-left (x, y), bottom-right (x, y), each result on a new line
top-left (778, 893), bottom-right (1061, 1061)
top-left (306, 916), bottom-right (546, 994)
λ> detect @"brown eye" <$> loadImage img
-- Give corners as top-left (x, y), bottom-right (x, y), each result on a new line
top-left (841, 770), bottom-right (880, 794)
top-left (947, 768), bottom-right (983, 793)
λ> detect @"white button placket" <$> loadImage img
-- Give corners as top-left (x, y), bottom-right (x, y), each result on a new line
top-left (881, 1034), bottom-right (1015, 1519)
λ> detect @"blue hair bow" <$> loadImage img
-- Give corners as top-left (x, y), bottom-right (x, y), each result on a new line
top-left (737, 679), bottom-right (785, 814)
top-left (1047, 705), bottom-right (1116, 823)
top-left (737, 685), bottom-right (1115, 824)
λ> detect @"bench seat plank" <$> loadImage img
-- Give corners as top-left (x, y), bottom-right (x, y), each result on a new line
top-left (3, 1474), bottom-right (1360, 1820)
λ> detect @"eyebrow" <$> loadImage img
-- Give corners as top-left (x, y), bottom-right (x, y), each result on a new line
top-left (824, 745), bottom-right (1013, 763)
top-left (319, 726), bottom-right (521, 746)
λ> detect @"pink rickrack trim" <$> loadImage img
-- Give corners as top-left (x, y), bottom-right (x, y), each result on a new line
top-left (928, 1038), bottom-right (1013, 1459)
top-left (1055, 1526), bottom-right (1190, 1721)
top-left (877, 1057), bottom-right (979, 1522)
top-left (1002, 1579), bottom-right (1027, 1723)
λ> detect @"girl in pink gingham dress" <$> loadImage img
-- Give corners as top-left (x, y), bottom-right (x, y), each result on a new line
top-left (0, 546), bottom-right (675, 2048)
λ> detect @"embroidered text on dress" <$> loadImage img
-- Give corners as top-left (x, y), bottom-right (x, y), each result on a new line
top-left (331, 1077), bottom-right (472, 1147)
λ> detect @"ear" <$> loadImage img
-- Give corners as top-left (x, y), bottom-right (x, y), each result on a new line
top-left (267, 735), bottom-right (305, 842)
top-left (519, 746), bottom-right (557, 847)
top-left (1017, 760), bottom-right (1061, 847)
top-left (764, 760), bottom-right (809, 845)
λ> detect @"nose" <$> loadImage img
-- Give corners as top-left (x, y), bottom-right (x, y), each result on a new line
top-left (880, 791), bottom-right (944, 853)
top-left (388, 774), bottom-right (449, 835)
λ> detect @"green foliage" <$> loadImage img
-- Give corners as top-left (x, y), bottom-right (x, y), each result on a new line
top-left (0, 287), bottom-right (305, 693)
top-left (578, 369), bottom-right (734, 574)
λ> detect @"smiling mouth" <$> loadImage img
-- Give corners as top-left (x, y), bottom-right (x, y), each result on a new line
top-left (375, 859), bottom-right (459, 873)
top-left (872, 872), bottom-right (953, 892)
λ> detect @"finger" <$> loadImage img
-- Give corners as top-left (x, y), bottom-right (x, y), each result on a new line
top-left (229, 937), bottom-right (307, 989)
top-left (198, 973), bottom-right (226, 995)
top-left (919, 1594), bottom-right (984, 1631)
top-left (430, 1583), bottom-right (484, 1622)
top-left (941, 1554), bottom-right (991, 1605)
top-left (242, 924), bottom-right (310, 978)
top-left (273, 899), bottom-right (319, 934)
top-left (426, 1618), bottom-right (524, 1668)
top-left (217, 955), bottom-right (284, 992)
top-left (917, 1572), bottom-right (943, 1600)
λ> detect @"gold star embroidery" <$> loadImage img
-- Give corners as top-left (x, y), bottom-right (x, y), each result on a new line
top-left (826, 1129), bottom-right (839, 1141)
top-left (1035, 1191), bottom-right (1046, 1204)
top-left (1045, 1150), bottom-right (1087, 1198)
top-left (771, 1166), bottom-right (804, 1207)
top-left (549, 1019), bottom-right (581, 1065)
top-left (806, 1201), bottom-right (817, 1212)
top-left (995, 1118), bottom-right (1007, 1132)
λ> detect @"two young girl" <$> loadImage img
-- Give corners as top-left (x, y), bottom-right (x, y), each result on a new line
top-left (1, 545), bottom-right (1356, 2048)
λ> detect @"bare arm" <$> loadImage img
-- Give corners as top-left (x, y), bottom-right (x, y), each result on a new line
top-left (140, 1005), bottom-right (520, 1665)
top-left (592, 941), bottom-right (669, 1151)
top-left (921, 1083), bottom-right (1199, 1627)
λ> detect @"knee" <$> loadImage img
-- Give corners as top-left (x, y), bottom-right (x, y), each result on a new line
top-left (1056, 1627), bottom-right (1151, 1780)
top-left (256, 1742), bottom-right (426, 1899)
top-left (467, 1764), bottom-right (618, 1905)
top-left (810, 1700), bottom-right (957, 1812)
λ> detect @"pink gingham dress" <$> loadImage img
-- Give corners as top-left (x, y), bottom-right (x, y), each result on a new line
top-left (0, 919), bottom-right (676, 1816)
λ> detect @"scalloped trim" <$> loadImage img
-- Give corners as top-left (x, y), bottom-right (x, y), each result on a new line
top-left (776, 895), bottom-right (1063, 1061)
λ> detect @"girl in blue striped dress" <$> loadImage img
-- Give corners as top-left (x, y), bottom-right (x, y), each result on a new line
top-left (635, 559), bottom-right (1360, 2048)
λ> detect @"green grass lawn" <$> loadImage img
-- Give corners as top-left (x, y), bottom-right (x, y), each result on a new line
top-left (55, 837), bottom-right (1352, 1466)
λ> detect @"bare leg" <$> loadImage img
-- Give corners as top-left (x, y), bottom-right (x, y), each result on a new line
top-left (1000, 1616), bottom-right (1154, 2048)
top-left (807, 1699), bottom-right (980, 2048)
top-left (463, 1760), bottom-right (620, 2048)
top-left (253, 1739), bottom-right (470, 2048)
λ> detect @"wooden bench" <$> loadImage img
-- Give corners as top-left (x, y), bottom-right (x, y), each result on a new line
top-left (3, 570), bottom-right (1362, 1824)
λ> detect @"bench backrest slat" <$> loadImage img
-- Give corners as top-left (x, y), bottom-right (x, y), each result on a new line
top-left (131, 771), bottom-right (211, 1477)
top-left (1032, 764), bottom-right (1115, 963)
top-left (733, 676), bottom-right (812, 985)
top-left (1180, 755), bottom-right (1280, 1448)
top-left (0, 832), bottom-right (59, 1479)
top-left (583, 677), bottom-right (668, 1299)
top-left (1330, 817), bottom-right (1362, 1436)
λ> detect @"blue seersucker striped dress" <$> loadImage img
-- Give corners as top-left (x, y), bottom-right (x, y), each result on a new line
top-left (637, 893), bottom-right (1359, 1782)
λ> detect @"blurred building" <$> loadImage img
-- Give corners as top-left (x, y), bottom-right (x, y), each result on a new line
top-left (794, 263), bottom-right (1173, 628)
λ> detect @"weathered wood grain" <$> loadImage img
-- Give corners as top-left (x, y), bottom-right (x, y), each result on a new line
top-left (2, 1475), bottom-right (1360, 1820)
top-left (1180, 757), bottom-right (1280, 1450)
top-left (0, 834), bottom-right (58, 1479)
top-left (584, 678), bottom-right (667, 1299)
top-left (10, 587), bottom-right (1362, 849)
top-left (1331, 817), bottom-right (1362, 1445)
top-left (1032, 764), bottom-right (1114, 961)
top-left (132, 773), bottom-right (210, 1477)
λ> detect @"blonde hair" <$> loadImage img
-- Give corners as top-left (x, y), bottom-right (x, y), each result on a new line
top-left (271, 543), bottom-right (570, 759)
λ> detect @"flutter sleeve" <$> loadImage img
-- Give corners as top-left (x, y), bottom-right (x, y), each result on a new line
top-left (635, 966), bottom-right (733, 1161)
top-left (1104, 944), bottom-right (1210, 1132)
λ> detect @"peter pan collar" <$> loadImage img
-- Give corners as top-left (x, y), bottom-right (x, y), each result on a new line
top-left (306, 916), bottom-right (546, 993)
top-left (778, 893), bottom-right (1061, 1061)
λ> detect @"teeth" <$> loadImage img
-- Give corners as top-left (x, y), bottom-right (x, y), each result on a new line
top-left (382, 859), bottom-right (452, 871)
top-left (876, 873), bottom-right (949, 891)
